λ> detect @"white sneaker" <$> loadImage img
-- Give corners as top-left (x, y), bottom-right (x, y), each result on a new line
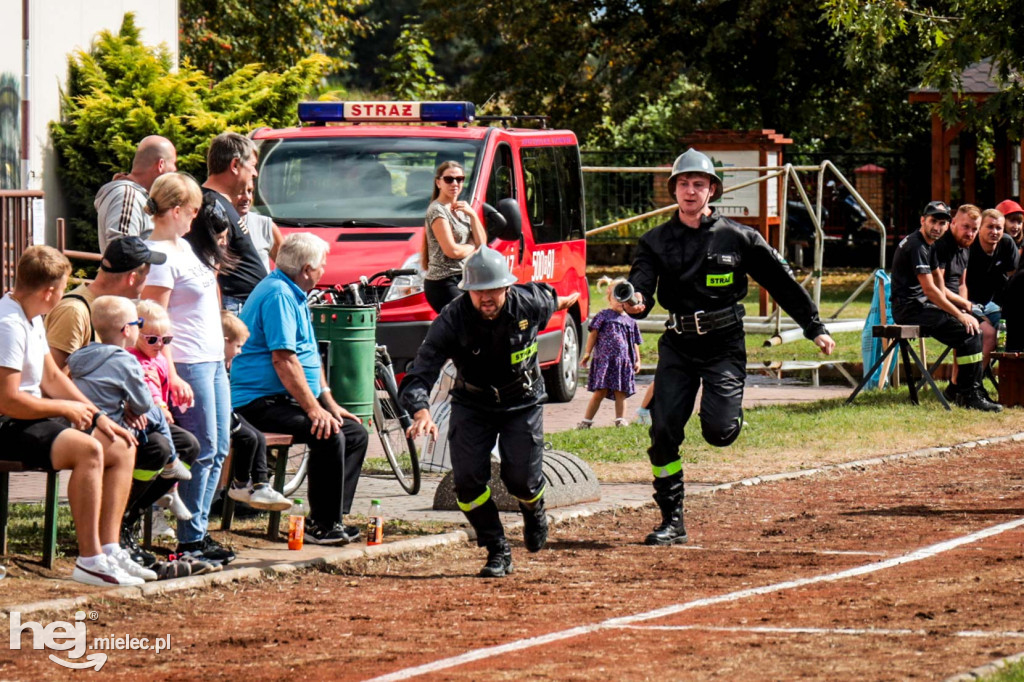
top-left (160, 458), bottom-right (192, 481)
top-left (109, 547), bottom-right (158, 582)
top-left (163, 489), bottom-right (193, 521)
top-left (247, 485), bottom-right (292, 512)
top-left (72, 554), bottom-right (145, 587)
top-left (151, 511), bottom-right (176, 541)
top-left (227, 483), bottom-right (252, 505)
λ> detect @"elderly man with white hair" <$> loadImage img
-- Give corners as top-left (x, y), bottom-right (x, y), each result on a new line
top-left (230, 233), bottom-right (368, 545)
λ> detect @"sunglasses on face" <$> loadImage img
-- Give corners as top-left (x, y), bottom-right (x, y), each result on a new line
top-left (143, 334), bottom-right (173, 345)
top-left (121, 318), bottom-right (144, 332)
top-left (441, 176), bottom-right (466, 185)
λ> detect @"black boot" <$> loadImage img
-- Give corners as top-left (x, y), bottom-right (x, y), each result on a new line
top-left (519, 499), bottom-right (549, 553)
top-left (644, 498), bottom-right (688, 546)
top-left (121, 520), bottom-right (157, 567)
top-left (955, 384), bottom-right (1003, 412)
top-left (479, 537), bottom-right (513, 578)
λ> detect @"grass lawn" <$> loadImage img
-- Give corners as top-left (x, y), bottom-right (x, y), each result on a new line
top-left (980, 661), bottom-right (1024, 681)
top-left (547, 388), bottom-right (1022, 484)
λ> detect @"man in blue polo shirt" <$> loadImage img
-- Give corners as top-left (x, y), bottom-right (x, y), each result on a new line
top-left (231, 233), bottom-right (368, 545)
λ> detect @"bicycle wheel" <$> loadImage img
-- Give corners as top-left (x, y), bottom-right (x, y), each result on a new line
top-left (274, 444), bottom-right (309, 498)
top-left (373, 369), bottom-right (421, 495)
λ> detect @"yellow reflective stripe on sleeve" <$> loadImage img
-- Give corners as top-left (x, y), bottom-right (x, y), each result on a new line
top-left (457, 486), bottom-right (492, 512)
top-left (514, 485), bottom-right (546, 505)
top-left (511, 342), bottom-right (538, 365)
top-left (652, 460), bottom-right (683, 478)
top-left (132, 468), bottom-right (161, 482)
top-left (956, 352), bottom-right (983, 365)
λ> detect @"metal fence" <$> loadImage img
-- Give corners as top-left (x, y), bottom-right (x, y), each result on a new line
top-left (0, 190), bottom-right (40, 292)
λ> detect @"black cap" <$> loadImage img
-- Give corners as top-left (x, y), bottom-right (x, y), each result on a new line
top-left (922, 200), bottom-right (952, 221)
top-left (100, 236), bottom-right (167, 273)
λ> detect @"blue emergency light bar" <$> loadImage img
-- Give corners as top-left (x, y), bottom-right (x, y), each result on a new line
top-left (298, 101), bottom-right (476, 124)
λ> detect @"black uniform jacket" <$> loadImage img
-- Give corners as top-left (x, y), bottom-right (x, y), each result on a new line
top-left (399, 283), bottom-right (558, 414)
top-left (628, 211), bottom-right (828, 340)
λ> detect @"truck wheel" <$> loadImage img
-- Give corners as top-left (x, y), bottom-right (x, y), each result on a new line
top-left (543, 316), bottom-right (579, 403)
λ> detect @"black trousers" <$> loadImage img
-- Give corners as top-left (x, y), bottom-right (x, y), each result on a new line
top-left (893, 303), bottom-right (983, 387)
top-left (230, 412), bottom-right (269, 485)
top-left (648, 330), bottom-right (746, 499)
top-left (449, 402), bottom-right (545, 546)
top-left (125, 424), bottom-right (200, 526)
top-left (237, 395), bottom-right (368, 526)
top-left (424, 276), bottom-right (462, 314)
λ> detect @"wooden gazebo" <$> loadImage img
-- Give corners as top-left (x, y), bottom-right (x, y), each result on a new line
top-left (908, 59), bottom-right (1023, 204)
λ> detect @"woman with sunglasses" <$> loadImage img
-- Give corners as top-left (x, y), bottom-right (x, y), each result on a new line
top-left (142, 173), bottom-right (235, 565)
top-left (419, 161), bottom-right (487, 313)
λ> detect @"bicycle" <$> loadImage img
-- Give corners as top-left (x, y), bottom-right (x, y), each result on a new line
top-left (277, 269), bottom-right (422, 496)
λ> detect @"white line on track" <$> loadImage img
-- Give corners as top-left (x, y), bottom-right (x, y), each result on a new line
top-left (617, 625), bottom-right (1024, 638)
top-left (680, 546), bottom-right (889, 556)
top-left (366, 517), bottom-right (1024, 682)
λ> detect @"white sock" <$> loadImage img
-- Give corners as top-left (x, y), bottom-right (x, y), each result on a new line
top-left (101, 543), bottom-right (120, 556)
top-left (78, 554), bottom-right (102, 567)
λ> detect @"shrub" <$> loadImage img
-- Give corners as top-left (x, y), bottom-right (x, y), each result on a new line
top-left (50, 13), bottom-right (331, 252)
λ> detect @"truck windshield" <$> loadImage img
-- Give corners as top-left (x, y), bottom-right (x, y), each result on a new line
top-left (253, 137), bottom-right (483, 226)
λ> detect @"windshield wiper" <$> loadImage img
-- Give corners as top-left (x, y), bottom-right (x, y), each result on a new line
top-left (269, 218), bottom-right (398, 228)
top-left (337, 219), bottom-right (393, 227)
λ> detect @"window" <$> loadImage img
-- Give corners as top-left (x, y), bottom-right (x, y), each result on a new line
top-left (485, 143), bottom-right (515, 206)
top-left (521, 145), bottom-right (585, 244)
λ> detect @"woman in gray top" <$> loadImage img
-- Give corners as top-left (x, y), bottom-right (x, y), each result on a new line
top-left (420, 161), bottom-right (487, 313)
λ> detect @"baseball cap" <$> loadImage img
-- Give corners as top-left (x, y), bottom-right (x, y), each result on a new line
top-left (995, 199), bottom-right (1024, 217)
top-left (100, 236), bottom-right (167, 273)
top-left (922, 200), bottom-right (952, 221)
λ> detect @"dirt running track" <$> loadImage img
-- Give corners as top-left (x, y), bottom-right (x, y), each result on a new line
top-left (5, 442), bottom-right (1024, 680)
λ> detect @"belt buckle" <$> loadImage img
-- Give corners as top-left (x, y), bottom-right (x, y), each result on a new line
top-left (692, 310), bottom-right (707, 335)
top-left (667, 314), bottom-right (683, 334)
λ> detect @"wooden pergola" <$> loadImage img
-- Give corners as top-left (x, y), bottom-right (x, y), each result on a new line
top-left (908, 59), bottom-right (1023, 204)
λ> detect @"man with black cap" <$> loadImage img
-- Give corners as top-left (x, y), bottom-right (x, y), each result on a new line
top-left (46, 236), bottom-right (166, 370)
top-left (890, 201), bottom-right (1000, 411)
top-left (400, 246), bottom-right (579, 578)
top-left (623, 148), bottom-right (835, 548)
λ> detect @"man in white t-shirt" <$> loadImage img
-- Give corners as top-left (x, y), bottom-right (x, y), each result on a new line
top-left (95, 136), bottom-right (177, 252)
top-left (0, 246), bottom-right (148, 586)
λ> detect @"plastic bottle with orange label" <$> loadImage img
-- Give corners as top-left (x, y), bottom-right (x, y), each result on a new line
top-left (367, 499), bottom-right (383, 546)
top-left (288, 499), bottom-right (306, 550)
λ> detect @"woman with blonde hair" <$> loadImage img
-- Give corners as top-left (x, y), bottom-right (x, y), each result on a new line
top-left (142, 172), bottom-right (234, 564)
top-left (420, 161), bottom-right (487, 313)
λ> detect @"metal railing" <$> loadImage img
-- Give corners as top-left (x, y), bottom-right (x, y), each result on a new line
top-left (0, 190), bottom-right (41, 292)
top-left (582, 162), bottom-right (886, 336)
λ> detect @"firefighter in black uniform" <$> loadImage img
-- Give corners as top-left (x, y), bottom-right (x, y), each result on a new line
top-left (625, 148), bottom-right (836, 546)
top-left (399, 246), bottom-right (580, 577)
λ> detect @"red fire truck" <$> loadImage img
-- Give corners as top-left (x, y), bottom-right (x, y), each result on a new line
top-left (251, 101), bottom-right (590, 401)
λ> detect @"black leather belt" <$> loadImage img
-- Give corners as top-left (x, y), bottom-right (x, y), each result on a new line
top-left (666, 304), bottom-right (745, 335)
top-left (455, 368), bottom-right (540, 405)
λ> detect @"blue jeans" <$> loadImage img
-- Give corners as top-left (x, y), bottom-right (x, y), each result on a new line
top-left (172, 360), bottom-right (231, 544)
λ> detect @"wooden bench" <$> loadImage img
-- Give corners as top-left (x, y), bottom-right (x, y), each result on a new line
top-left (847, 325), bottom-right (951, 410)
top-left (220, 433), bottom-right (295, 541)
top-left (0, 462), bottom-right (60, 569)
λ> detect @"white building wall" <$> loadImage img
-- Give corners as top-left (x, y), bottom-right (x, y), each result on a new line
top-left (0, 0), bottom-right (178, 243)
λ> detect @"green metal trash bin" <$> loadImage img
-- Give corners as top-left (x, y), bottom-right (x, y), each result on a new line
top-left (311, 305), bottom-right (377, 426)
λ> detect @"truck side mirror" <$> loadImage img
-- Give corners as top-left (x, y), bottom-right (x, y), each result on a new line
top-left (487, 198), bottom-right (522, 242)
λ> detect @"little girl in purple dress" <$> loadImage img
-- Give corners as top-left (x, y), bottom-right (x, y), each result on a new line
top-left (579, 277), bottom-right (643, 428)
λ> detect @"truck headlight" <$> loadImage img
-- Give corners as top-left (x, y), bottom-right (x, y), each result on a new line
top-left (384, 254), bottom-right (426, 302)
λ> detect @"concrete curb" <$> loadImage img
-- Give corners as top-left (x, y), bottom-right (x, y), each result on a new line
top-left (4, 431), bottom-right (1024, 622)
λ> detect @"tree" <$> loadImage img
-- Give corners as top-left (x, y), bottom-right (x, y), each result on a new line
top-left (50, 13), bottom-right (331, 251)
top-left (180, 0), bottom-right (371, 80)
top-left (376, 18), bottom-right (447, 100)
top-left (824, 0), bottom-right (1024, 136)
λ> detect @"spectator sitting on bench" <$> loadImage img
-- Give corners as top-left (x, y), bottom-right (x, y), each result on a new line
top-left (966, 209), bottom-right (1019, 366)
top-left (45, 236), bottom-right (163, 371)
top-left (929, 204), bottom-right (981, 398)
top-left (889, 201), bottom-right (1001, 412)
top-left (222, 311), bottom-right (291, 511)
top-left (66, 296), bottom-right (199, 569)
top-left (0, 246), bottom-right (142, 586)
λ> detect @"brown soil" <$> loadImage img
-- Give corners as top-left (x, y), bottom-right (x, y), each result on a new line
top-left (5, 442), bottom-right (1024, 680)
